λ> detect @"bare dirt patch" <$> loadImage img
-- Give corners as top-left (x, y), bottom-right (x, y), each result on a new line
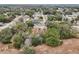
top-left (0, 38), bottom-right (79, 54)
top-left (0, 43), bottom-right (21, 54)
top-left (34, 38), bottom-right (79, 54)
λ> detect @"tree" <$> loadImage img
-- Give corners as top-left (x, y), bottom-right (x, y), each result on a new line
top-left (48, 16), bottom-right (54, 21)
top-left (0, 28), bottom-right (13, 44)
top-left (43, 27), bottom-right (63, 47)
top-left (25, 10), bottom-right (34, 17)
top-left (46, 37), bottom-right (62, 47)
top-left (11, 33), bottom-right (24, 49)
top-left (59, 24), bottom-right (74, 39)
top-left (32, 36), bottom-right (44, 46)
top-left (12, 22), bottom-right (27, 33)
top-left (0, 15), bottom-right (6, 22)
top-left (26, 20), bottom-right (34, 28)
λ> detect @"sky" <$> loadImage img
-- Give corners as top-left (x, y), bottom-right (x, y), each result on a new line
top-left (0, 0), bottom-right (79, 4)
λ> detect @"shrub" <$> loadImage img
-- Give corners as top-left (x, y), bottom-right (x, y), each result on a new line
top-left (60, 27), bottom-right (71, 39)
top-left (12, 22), bottom-right (27, 33)
top-left (45, 27), bottom-right (60, 39)
top-left (22, 47), bottom-right (35, 54)
top-left (59, 23), bottom-right (74, 39)
top-left (46, 21), bottom-right (54, 28)
top-left (0, 15), bottom-right (13, 23)
top-left (11, 33), bottom-right (24, 49)
top-left (46, 37), bottom-right (63, 47)
top-left (0, 15), bottom-right (6, 22)
top-left (47, 22), bottom-right (74, 39)
top-left (0, 28), bottom-right (13, 44)
top-left (46, 21), bottom-right (60, 28)
top-left (26, 20), bottom-right (34, 28)
top-left (32, 36), bottom-right (44, 46)
top-left (25, 10), bottom-right (34, 17)
top-left (48, 16), bottom-right (54, 21)
top-left (43, 27), bottom-right (63, 47)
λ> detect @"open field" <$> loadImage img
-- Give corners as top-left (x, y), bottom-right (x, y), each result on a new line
top-left (34, 38), bottom-right (79, 54)
top-left (0, 38), bottom-right (79, 54)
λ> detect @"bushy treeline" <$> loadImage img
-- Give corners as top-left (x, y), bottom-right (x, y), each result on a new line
top-left (0, 20), bottom-right (76, 53)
